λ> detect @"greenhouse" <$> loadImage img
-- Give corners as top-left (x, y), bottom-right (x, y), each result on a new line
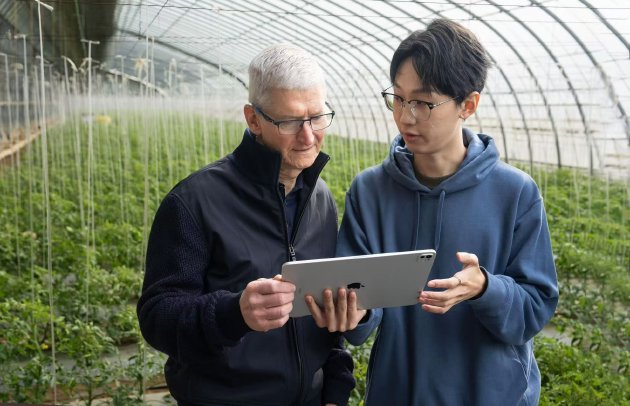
top-left (0, 0), bottom-right (628, 404)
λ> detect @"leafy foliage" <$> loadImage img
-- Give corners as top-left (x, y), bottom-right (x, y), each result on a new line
top-left (0, 114), bottom-right (627, 404)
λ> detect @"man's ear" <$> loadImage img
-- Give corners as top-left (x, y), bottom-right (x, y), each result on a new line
top-left (459, 91), bottom-right (480, 121)
top-left (244, 104), bottom-right (261, 135)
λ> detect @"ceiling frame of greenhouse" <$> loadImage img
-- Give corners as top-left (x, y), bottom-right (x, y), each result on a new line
top-left (1, 0), bottom-right (629, 178)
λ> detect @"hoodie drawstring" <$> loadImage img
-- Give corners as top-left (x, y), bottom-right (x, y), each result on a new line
top-left (415, 190), bottom-right (446, 252)
top-left (413, 193), bottom-right (421, 250)
top-left (434, 190), bottom-right (445, 251)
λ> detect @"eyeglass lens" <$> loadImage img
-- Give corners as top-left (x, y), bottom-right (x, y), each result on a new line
top-left (277, 114), bottom-right (334, 135)
top-left (383, 94), bottom-right (431, 121)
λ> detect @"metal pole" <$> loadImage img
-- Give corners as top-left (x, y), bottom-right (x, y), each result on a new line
top-left (14, 34), bottom-right (29, 132)
top-left (115, 54), bottom-right (126, 90)
top-left (0, 53), bottom-right (13, 139)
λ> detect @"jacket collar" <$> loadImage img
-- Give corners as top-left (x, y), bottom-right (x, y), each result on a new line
top-left (231, 129), bottom-right (330, 189)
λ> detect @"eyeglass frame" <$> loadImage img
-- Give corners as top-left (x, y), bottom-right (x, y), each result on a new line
top-left (252, 102), bottom-right (335, 135)
top-left (381, 86), bottom-right (458, 121)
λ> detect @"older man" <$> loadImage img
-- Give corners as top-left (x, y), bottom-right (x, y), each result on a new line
top-left (137, 44), bottom-right (362, 406)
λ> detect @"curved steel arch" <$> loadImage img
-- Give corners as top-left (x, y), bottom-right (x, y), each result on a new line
top-left (297, 0), bottom-right (399, 146)
top-left (480, 0), bottom-right (566, 168)
top-left (109, 0), bottom-right (627, 168)
top-left (252, 0), bottom-right (390, 145)
top-left (532, 0), bottom-right (625, 171)
top-left (117, 28), bottom-right (248, 89)
top-left (338, 0), bottom-right (489, 142)
top-left (484, 82), bottom-right (510, 162)
top-left (579, 0), bottom-right (630, 145)
top-left (375, 1), bottom-right (521, 167)
top-left (196, 0), bottom-right (381, 144)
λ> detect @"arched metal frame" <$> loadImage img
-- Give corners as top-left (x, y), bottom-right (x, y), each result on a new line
top-left (2, 0), bottom-right (628, 176)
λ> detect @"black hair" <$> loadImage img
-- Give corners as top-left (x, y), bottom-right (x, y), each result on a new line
top-left (390, 18), bottom-right (491, 101)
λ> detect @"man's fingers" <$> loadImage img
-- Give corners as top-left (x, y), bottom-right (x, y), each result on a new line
top-left (306, 295), bottom-right (326, 328)
top-left (419, 286), bottom-right (463, 309)
top-left (427, 276), bottom-right (461, 289)
top-left (421, 303), bottom-right (450, 314)
top-left (456, 251), bottom-right (479, 267)
top-left (347, 290), bottom-right (358, 311)
top-left (241, 295), bottom-right (293, 332)
top-left (250, 278), bottom-right (296, 295)
top-left (248, 291), bottom-right (294, 308)
top-left (261, 302), bottom-right (293, 321)
top-left (322, 289), bottom-right (337, 332)
top-left (335, 288), bottom-right (348, 332)
top-left (347, 291), bottom-right (366, 328)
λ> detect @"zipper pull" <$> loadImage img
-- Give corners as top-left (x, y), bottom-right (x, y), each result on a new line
top-left (289, 244), bottom-right (297, 262)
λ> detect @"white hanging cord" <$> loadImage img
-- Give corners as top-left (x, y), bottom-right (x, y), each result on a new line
top-left (34, 0), bottom-right (55, 403)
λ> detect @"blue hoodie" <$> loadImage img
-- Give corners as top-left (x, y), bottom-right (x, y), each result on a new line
top-left (341, 129), bottom-right (558, 406)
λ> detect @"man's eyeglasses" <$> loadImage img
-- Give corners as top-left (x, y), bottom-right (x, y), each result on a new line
top-left (381, 86), bottom-right (457, 121)
top-left (253, 103), bottom-right (335, 135)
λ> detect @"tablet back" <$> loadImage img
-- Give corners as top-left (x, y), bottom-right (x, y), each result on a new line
top-left (281, 249), bottom-right (436, 317)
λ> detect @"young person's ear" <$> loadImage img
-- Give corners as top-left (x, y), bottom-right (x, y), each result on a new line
top-left (458, 92), bottom-right (480, 121)
top-left (244, 104), bottom-right (262, 135)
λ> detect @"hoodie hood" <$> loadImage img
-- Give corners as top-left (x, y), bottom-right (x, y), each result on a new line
top-left (383, 127), bottom-right (499, 195)
top-left (382, 128), bottom-right (499, 250)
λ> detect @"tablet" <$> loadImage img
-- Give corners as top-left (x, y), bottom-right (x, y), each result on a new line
top-left (281, 249), bottom-right (436, 317)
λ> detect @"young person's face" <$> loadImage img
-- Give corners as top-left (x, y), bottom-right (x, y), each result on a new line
top-left (247, 87), bottom-right (328, 173)
top-left (392, 58), bottom-right (465, 157)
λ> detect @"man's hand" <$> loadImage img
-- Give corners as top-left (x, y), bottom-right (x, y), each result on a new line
top-left (418, 252), bottom-right (487, 314)
top-left (240, 275), bottom-right (295, 332)
top-left (305, 288), bottom-right (367, 332)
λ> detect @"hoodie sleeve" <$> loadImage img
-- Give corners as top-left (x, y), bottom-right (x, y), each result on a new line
top-left (137, 193), bottom-right (251, 363)
top-left (337, 188), bottom-right (383, 346)
top-left (469, 197), bottom-right (559, 345)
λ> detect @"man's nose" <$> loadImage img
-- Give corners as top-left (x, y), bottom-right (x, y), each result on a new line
top-left (400, 103), bottom-right (416, 124)
top-left (297, 120), bottom-right (315, 143)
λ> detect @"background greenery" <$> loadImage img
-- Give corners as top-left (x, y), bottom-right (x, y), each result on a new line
top-left (0, 113), bottom-right (628, 405)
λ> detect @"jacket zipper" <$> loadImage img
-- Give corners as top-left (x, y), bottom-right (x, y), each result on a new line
top-left (289, 243), bottom-right (297, 262)
top-left (278, 156), bottom-right (328, 404)
top-left (278, 184), bottom-right (304, 404)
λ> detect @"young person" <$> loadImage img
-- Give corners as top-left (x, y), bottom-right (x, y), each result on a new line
top-left (341, 19), bottom-right (559, 405)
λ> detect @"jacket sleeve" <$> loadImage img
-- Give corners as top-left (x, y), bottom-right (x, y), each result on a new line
top-left (337, 188), bottom-right (383, 346)
top-left (470, 197), bottom-right (559, 345)
top-left (137, 193), bottom-right (250, 363)
top-left (321, 336), bottom-right (356, 406)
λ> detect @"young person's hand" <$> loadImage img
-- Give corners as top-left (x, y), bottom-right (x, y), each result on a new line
top-left (305, 287), bottom-right (367, 332)
top-left (418, 252), bottom-right (487, 314)
top-left (240, 275), bottom-right (295, 332)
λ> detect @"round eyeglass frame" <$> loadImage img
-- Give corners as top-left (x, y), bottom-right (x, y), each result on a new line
top-left (253, 102), bottom-right (335, 135)
top-left (381, 86), bottom-right (458, 121)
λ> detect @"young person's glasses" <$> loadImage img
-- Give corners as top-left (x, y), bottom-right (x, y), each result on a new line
top-left (381, 86), bottom-right (457, 121)
top-left (253, 103), bottom-right (335, 135)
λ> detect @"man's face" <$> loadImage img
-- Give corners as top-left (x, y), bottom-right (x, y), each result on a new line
top-left (252, 87), bottom-right (327, 173)
top-left (392, 58), bottom-right (464, 157)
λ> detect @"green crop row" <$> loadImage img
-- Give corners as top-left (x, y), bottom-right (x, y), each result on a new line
top-left (0, 112), bottom-right (627, 404)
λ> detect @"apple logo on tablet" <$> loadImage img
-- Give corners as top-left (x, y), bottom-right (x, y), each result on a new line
top-left (347, 282), bottom-right (365, 290)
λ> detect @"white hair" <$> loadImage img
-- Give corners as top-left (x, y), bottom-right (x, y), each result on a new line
top-left (248, 44), bottom-right (326, 108)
